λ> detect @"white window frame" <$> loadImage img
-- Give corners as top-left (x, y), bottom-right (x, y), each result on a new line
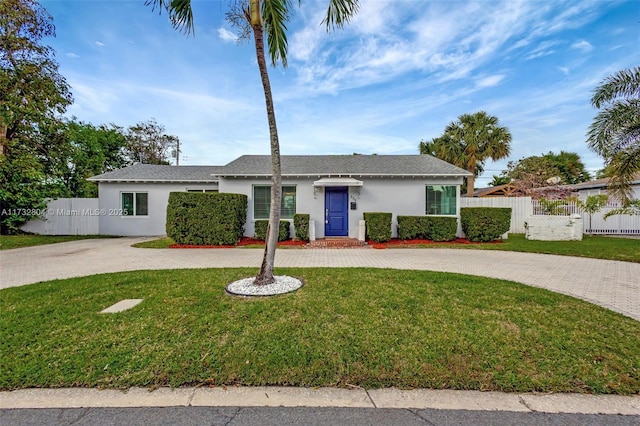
top-left (425, 185), bottom-right (457, 216)
top-left (121, 192), bottom-right (148, 217)
top-left (253, 185), bottom-right (297, 220)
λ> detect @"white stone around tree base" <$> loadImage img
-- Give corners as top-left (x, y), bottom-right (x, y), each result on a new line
top-left (226, 275), bottom-right (303, 296)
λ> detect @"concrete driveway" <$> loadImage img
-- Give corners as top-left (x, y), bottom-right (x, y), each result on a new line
top-left (1, 237), bottom-right (639, 321)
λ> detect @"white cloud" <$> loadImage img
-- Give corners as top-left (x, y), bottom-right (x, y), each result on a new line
top-left (475, 75), bottom-right (505, 89)
top-left (95, 41), bottom-right (105, 47)
top-left (66, 52), bottom-right (80, 59)
top-left (217, 27), bottom-right (237, 42)
top-left (558, 66), bottom-right (570, 75)
top-left (571, 40), bottom-right (593, 52)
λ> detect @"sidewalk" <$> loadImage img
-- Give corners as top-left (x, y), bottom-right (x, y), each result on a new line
top-left (1, 386), bottom-right (639, 415)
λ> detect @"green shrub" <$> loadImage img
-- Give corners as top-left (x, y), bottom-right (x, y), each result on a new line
top-left (428, 216), bottom-right (458, 241)
top-left (254, 220), bottom-right (290, 241)
top-left (166, 192), bottom-right (247, 245)
top-left (460, 207), bottom-right (511, 242)
top-left (293, 214), bottom-right (310, 241)
top-left (397, 216), bottom-right (457, 242)
top-left (363, 212), bottom-right (392, 242)
top-left (397, 216), bottom-right (430, 240)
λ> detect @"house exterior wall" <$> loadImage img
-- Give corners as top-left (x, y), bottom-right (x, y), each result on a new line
top-left (220, 176), bottom-right (463, 239)
top-left (97, 182), bottom-right (219, 236)
top-left (575, 185), bottom-right (640, 200)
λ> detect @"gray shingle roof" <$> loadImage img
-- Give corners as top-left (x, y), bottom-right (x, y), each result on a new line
top-left (88, 155), bottom-right (471, 182)
top-left (88, 164), bottom-right (223, 182)
top-left (219, 155), bottom-right (471, 177)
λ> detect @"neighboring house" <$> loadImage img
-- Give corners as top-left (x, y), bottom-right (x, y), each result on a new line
top-left (571, 173), bottom-right (640, 201)
top-left (88, 155), bottom-right (471, 238)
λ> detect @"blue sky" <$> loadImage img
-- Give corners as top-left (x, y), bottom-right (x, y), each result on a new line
top-left (41, 0), bottom-right (639, 186)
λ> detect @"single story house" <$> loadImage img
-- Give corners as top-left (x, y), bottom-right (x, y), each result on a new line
top-left (88, 155), bottom-right (471, 238)
top-left (570, 173), bottom-right (640, 201)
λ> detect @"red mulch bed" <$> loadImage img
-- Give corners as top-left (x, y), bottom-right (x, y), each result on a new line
top-left (368, 238), bottom-right (504, 249)
top-left (169, 237), bottom-right (307, 249)
top-left (170, 237), bottom-right (503, 249)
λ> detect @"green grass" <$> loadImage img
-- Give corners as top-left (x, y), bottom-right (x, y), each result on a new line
top-left (132, 237), bottom-right (174, 248)
top-left (1, 268), bottom-right (638, 394)
top-left (0, 234), bottom-right (115, 250)
top-left (419, 234), bottom-right (640, 263)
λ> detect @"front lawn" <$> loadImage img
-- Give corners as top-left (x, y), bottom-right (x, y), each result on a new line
top-left (0, 234), bottom-right (114, 250)
top-left (1, 268), bottom-right (638, 394)
top-left (417, 234), bottom-right (640, 263)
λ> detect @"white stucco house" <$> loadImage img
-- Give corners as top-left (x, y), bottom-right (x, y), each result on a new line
top-left (88, 154), bottom-right (471, 238)
top-left (571, 173), bottom-right (640, 201)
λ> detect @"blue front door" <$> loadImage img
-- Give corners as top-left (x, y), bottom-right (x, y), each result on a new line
top-left (325, 187), bottom-right (349, 236)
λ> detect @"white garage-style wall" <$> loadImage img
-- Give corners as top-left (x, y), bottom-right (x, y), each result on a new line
top-left (97, 182), bottom-right (219, 236)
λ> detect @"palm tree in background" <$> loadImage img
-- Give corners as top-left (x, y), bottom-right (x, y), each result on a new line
top-left (420, 111), bottom-right (512, 197)
top-left (147, 0), bottom-right (359, 285)
top-left (587, 66), bottom-right (640, 204)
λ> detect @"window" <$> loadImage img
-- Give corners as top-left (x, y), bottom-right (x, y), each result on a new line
top-left (121, 192), bottom-right (148, 216)
top-left (253, 185), bottom-right (296, 219)
top-left (426, 185), bottom-right (456, 215)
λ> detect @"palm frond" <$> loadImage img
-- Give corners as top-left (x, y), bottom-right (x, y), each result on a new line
top-left (606, 147), bottom-right (640, 204)
top-left (145, 0), bottom-right (194, 35)
top-left (262, 0), bottom-right (293, 67)
top-left (587, 99), bottom-right (640, 156)
top-left (322, 0), bottom-right (360, 31)
top-left (591, 66), bottom-right (640, 108)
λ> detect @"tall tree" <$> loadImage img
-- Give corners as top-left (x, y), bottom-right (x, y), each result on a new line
top-left (0, 0), bottom-right (72, 233)
top-left (544, 151), bottom-right (591, 184)
top-left (124, 118), bottom-right (178, 165)
top-left (148, 0), bottom-right (359, 285)
top-left (505, 155), bottom-right (562, 189)
top-left (587, 66), bottom-right (640, 203)
top-left (506, 151), bottom-right (590, 187)
top-left (420, 111), bottom-right (511, 197)
top-left (41, 119), bottom-right (128, 198)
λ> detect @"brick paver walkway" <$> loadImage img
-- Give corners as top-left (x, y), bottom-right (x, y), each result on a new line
top-left (1, 237), bottom-right (638, 321)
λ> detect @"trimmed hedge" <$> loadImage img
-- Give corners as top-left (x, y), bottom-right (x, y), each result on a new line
top-left (397, 216), bottom-right (430, 240)
top-left (397, 216), bottom-right (457, 242)
top-left (294, 214), bottom-right (310, 241)
top-left (254, 220), bottom-right (291, 241)
top-left (460, 207), bottom-right (511, 242)
top-left (363, 212), bottom-right (392, 243)
top-left (166, 192), bottom-right (247, 245)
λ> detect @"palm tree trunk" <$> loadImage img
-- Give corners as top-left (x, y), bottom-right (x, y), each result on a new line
top-left (466, 174), bottom-right (475, 197)
top-left (251, 18), bottom-right (282, 286)
top-left (466, 159), bottom-right (476, 197)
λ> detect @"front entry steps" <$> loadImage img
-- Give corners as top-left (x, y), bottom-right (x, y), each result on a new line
top-left (308, 238), bottom-right (367, 248)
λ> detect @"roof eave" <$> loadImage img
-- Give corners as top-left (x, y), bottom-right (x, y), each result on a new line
top-left (88, 178), bottom-right (219, 183)
top-left (219, 173), bottom-right (469, 178)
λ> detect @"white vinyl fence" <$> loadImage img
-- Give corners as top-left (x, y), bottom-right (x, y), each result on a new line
top-left (461, 197), bottom-right (640, 235)
top-left (460, 197), bottom-right (533, 234)
top-left (531, 200), bottom-right (640, 235)
top-left (21, 198), bottom-right (99, 235)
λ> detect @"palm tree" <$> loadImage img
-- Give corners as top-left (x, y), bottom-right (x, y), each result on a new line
top-left (147, 0), bottom-right (359, 285)
top-left (420, 111), bottom-right (512, 197)
top-left (587, 66), bottom-right (640, 204)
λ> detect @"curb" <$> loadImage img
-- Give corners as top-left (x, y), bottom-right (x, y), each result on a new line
top-left (1, 387), bottom-right (639, 415)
